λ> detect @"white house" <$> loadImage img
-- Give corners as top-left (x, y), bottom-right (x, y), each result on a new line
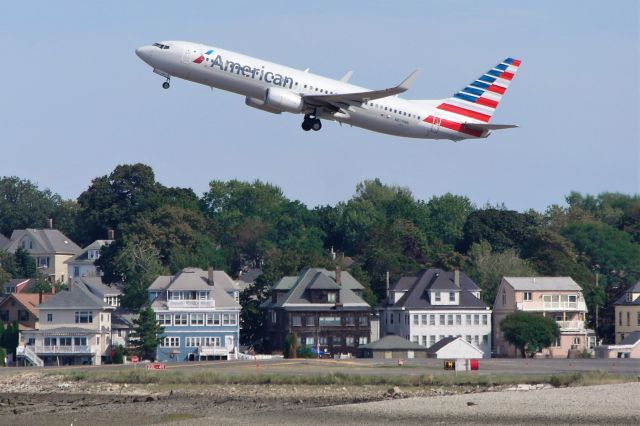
top-left (379, 269), bottom-right (492, 358)
top-left (426, 336), bottom-right (484, 359)
top-left (66, 238), bottom-right (114, 280)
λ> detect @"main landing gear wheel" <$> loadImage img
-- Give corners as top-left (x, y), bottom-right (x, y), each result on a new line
top-left (301, 120), bottom-right (312, 131)
top-left (301, 115), bottom-right (322, 132)
top-left (311, 120), bottom-right (322, 131)
top-left (162, 81), bottom-right (170, 89)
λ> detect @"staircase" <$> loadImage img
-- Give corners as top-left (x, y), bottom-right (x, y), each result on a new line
top-left (16, 345), bottom-right (44, 367)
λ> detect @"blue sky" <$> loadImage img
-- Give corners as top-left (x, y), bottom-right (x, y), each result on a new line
top-left (1, 0), bottom-right (638, 211)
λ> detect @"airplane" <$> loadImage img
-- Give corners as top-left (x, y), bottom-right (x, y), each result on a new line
top-left (135, 41), bottom-right (521, 141)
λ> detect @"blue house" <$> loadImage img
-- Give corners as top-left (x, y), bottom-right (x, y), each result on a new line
top-left (148, 268), bottom-right (241, 362)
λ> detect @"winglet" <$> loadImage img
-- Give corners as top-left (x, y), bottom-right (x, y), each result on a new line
top-left (398, 69), bottom-right (421, 92)
top-left (340, 70), bottom-right (354, 83)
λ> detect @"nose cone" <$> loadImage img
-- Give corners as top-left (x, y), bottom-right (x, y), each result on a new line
top-left (135, 45), bottom-right (153, 64)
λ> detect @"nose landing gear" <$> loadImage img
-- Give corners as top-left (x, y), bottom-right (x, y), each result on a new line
top-left (301, 114), bottom-right (322, 131)
top-left (162, 80), bottom-right (170, 89)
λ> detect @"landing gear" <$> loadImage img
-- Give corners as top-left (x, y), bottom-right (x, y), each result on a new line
top-left (301, 114), bottom-right (322, 132)
top-left (162, 81), bottom-right (170, 89)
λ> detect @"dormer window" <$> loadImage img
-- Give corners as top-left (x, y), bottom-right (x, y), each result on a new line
top-left (627, 292), bottom-right (633, 302)
top-left (435, 292), bottom-right (441, 302)
top-left (449, 292), bottom-right (455, 302)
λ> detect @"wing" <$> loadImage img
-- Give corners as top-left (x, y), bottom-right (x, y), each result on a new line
top-left (303, 69), bottom-right (421, 109)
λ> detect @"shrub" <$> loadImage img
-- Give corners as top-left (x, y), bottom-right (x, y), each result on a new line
top-left (113, 345), bottom-right (125, 364)
top-left (0, 347), bottom-right (6, 367)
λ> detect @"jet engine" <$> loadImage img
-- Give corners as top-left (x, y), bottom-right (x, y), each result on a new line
top-left (263, 87), bottom-right (304, 113)
top-left (245, 97), bottom-right (282, 114)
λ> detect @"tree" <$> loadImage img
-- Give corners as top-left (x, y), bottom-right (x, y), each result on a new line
top-left (500, 312), bottom-right (560, 358)
top-left (130, 305), bottom-right (164, 361)
top-left (239, 278), bottom-right (270, 349)
top-left (14, 248), bottom-right (36, 278)
top-left (0, 321), bottom-right (20, 357)
top-left (459, 209), bottom-right (539, 254)
top-left (426, 193), bottom-right (474, 247)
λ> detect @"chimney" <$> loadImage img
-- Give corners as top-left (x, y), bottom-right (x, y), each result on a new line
top-left (107, 229), bottom-right (115, 240)
top-left (335, 266), bottom-right (342, 285)
top-left (46, 218), bottom-right (53, 229)
top-left (454, 269), bottom-right (460, 287)
top-left (39, 290), bottom-right (43, 304)
top-left (208, 267), bottom-right (214, 286)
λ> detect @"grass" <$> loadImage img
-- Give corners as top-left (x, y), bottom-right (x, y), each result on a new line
top-left (53, 369), bottom-right (631, 388)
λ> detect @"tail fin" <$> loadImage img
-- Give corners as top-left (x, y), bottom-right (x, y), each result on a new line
top-left (437, 58), bottom-right (522, 123)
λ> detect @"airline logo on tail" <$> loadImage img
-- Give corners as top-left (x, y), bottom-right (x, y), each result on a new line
top-left (424, 58), bottom-right (522, 137)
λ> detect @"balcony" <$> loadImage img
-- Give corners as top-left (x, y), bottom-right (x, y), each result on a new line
top-left (556, 320), bottom-right (585, 331)
top-left (34, 345), bottom-right (95, 354)
top-left (167, 299), bottom-right (215, 309)
top-left (517, 301), bottom-right (587, 312)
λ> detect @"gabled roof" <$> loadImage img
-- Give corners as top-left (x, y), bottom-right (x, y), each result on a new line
top-left (502, 277), bottom-right (582, 291)
top-left (4, 229), bottom-right (81, 255)
top-left (75, 276), bottom-right (122, 298)
top-left (265, 268), bottom-right (369, 310)
top-left (386, 269), bottom-right (487, 311)
top-left (359, 335), bottom-right (426, 351)
top-left (65, 239), bottom-right (113, 265)
top-left (615, 281), bottom-right (640, 305)
top-left (0, 293), bottom-right (55, 317)
top-left (426, 336), bottom-right (484, 356)
top-left (112, 307), bottom-right (137, 329)
top-left (38, 284), bottom-right (111, 310)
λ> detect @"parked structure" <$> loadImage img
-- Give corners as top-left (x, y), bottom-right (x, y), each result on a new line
top-left (148, 268), bottom-right (241, 362)
top-left (493, 277), bottom-right (596, 358)
top-left (426, 336), bottom-right (484, 359)
top-left (0, 292), bottom-right (54, 331)
top-left (613, 281), bottom-right (640, 344)
top-left (3, 223), bottom-right (81, 283)
top-left (19, 284), bottom-right (115, 366)
top-left (66, 236), bottom-right (114, 280)
top-left (357, 335), bottom-right (426, 359)
top-left (379, 269), bottom-right (492, 358)
top-left (262, 268), bottom-right (372, 356)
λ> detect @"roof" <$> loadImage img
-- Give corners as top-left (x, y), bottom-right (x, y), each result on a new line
top-left (65, 239), bottom-right (113, 265)
top-left (38, 284), bottom-right (111, 310)
top-left (615, 281), bottom-right (640, 305)
top-left (3, 278), bottom-right (37, 293)
top-left (4, 229), bottom-right (81, 255)
top-left (74, 276), bottom-right (122, 298)
top-left (237, 268), bottom-right (263, 284)
top-left (425, 336), bottom-right (458, 353)
top-left (620, 331), bottom-right (640, 346)
top-left (0, 233), bottom-right (8, 249)
top-left (149, 268), bottom-right (241, 310)
top-left (385, 269), bottom-right (487, 311)
top-left (359, 335), bottom-right (426, 351)
top-left (264, 268), bottom-right (370, 310)
top-left (112, 307), bottom-right (137, 329)
top-left (502, 277), bottom-right (583, 291)
top-left (0, 293), bottom-right (55, 317)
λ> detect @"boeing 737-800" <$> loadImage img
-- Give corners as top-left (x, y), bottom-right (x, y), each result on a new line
top-left (135, 41), bottom-right (521, 141)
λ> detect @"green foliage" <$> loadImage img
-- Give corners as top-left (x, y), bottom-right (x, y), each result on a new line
top-left (500, 312), bottom-right (560, 358)
top-left (0, 347), bottom-right (6, 366)
top-left (460, 209), bottom-right (539, 253)
top-left (283, 334), bottom-right (297, 359)
top-left (113, 345), bottom-right (125, 364)
top-left (13, 248), bottom-right (36, 278)
top-left (296, 344), bottom-right (314, 359)
top-left (426, 193), bottom-right (474, 247)
top-left (130, 305), bottom-right (165, 361)
top-left (239, 281), bottom-right (270, 349)
top-left (0, 322), bottom-right (20, 357)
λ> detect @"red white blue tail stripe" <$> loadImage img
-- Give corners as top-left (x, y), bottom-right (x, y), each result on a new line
top-left (423, 58), bottom-right (521, 137)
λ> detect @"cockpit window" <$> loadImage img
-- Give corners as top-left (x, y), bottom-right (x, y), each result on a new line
top-left (152, 43), bottom-right (170, 50)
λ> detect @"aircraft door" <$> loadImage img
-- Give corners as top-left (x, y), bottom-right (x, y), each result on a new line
top-left (431, 113), bottom-right (442, 134)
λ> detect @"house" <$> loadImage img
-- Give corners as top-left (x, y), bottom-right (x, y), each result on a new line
top-left (426, 336), bottom-right (484, 359)
top-left (148, 267), bottom-right (241, 362)
top-left (65, 235), bottom-right (114, 280)
top-left (613, 281), bottom-right (640, 344)
top-left (595, 331), bottom-right (640, 359)
top-left (18, 283), bottom-right (115, 366)
top-left (0, 292), bottom-right (54, 331)
top-left (262, 267), bottom-right (372, 356)
top-left (379, 269), bottom-right (492, 358)
top-left (3, 222), bottom-right (81, 283)
top-left (357, 335), bottom-right (427, 359)
top-left (111, 307), bottom-right (136, 348)
top-left (3, 278), bottom-right (37, 295)
top-left (236, 267), bottom-right (263, 293)
top-left (74, 276), bottom-right (122, 308)
top-left (493, 277), bottom-right (597, 358)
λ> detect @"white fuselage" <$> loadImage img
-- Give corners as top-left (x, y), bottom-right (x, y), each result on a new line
top-left (135, 41), bottom-right (476, 140)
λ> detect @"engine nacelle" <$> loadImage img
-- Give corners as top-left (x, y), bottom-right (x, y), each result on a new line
top-left (245, 97), bottom-right (282, 114)
top-left (263, 87), bottom-right (304, 113)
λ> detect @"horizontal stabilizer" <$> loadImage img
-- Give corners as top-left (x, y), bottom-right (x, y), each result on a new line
top-left (463, 123), bottom-right (518, 131)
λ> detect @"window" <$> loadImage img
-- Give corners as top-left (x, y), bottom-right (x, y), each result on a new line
top-left (619, 311), bottom-right (622, 326)
top-left (482, 335), bottom-right (488, 346)
top-left (74, 337), bottom-right (87, 346)
top-left (447, 314), bottom-right (453, 325)
top-left (412, 335), bottom-right (419, 343)
top-left (474, 335), bottom-right (480, 346)
top-left (305, 336), bottom-right (315, 345)
top-left (413, 315), bottom-right (419, 325)
top-left (449, 292), bottom-right (455, 302)
top-left (637, 312), bottom-right (640, 326)
top-left (75, 311), bottom-right (93, 323)
top-left (327, 292), bottom-right (336, 302)
top-left (319, 336), bottom-right (328, 345)
top-left (345, 336), bottom-right (355, 346)
top-left (435, 292), bottom-right (441, 302)
top-left (174, 314), bottom-right (188, 326)
top-left (306, 316), bottom-right (315, 326)
top-left (358, 336), bottom-right (368, 345)
top-left (345, 316), bottom-right (355, 326)
top-left (455, 314), bottom-right (461, 325)
top-left (389, 312), bottom-right (393, 324)
top-left (18, 310), bottom-right (29, 321)
top-left (502, 290), bottom-right (506, 305)
top-left (47, 313), bottom-right (53, 322)
top-left (212, 313), bottom-right (221, 325)
top-left (429, 335), bottom-right (436, 347)
top-left (573, 337), bottom-right (581, 345)
top-left (161, 337), bottom-right (180, 347)
top-left (439, 314), bottom-right (445, 325)
top-left (627, 312), bottom-right (631, 326)
top-left (429, 314), bottom-right (435, 325)
top-left (333, 336), bottom-right (342, 346)
top-left (465, 335), bottom-right (471, 343)
top-left (474, 314), bottom-right (480, 325)
top-left (203, 336), bottom-right (220, 347)
top-left (185, 337), bottom-right (201, 347)
top-left (626, 293), bottom-right (633, 302)
top-left (292, 315), bottom-right (302, 326)
top-left (319, 316), bottom-right (341, 326)
top-left (222, 314), bottom-right (237, 325)
top-left (156, 314), bottom-right (172, 326)
top-left (191, 313), bottom-right (204, 326)
top-left (96, 336), bottom-right (100, 344)
top-left (359, 316), bottom-right (368, 327)
top-left (421, 314), bottom-right (427, 325)
top-left (421, 336), bottom-right (427, 346)
top-left (0, 310), bottom-right (8, 321)
top-left (482, 314), bottom-right (488, 325)
top-left (524, 292), bottom-right (532, 301)
top-left (206, 314), bottom-right (216, 325)
top-left (44, 337), bottom-right (57, 346)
